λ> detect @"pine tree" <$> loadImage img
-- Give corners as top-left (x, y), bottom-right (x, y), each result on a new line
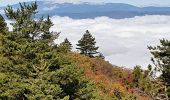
top-left (148, 39), bottom-right (170, 98)
top-left (58, 38), bottom-right (72, 53)
top-left (0, 2), bottom-right (101, 99)
top-left (5, 2), bottom-right (58, 41)
top-left (76, 30), bottom-right (99, 57)
top-left (0, 14), bottom-right (7, 31)
top-left (132, 66), bottom-right (143, 87)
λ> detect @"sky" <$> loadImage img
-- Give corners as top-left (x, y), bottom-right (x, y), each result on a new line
top-left (1, 0), bottom-right (170, 7)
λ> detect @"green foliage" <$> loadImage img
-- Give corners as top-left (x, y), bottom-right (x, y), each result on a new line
top-left (131, 65), bottom-right (166, 99)
top-left (1, 1), bottom-right (165, 100)
top-left (0, 14), bottom-right (7, 31)
top-left (0, 2), bottom-right (101, 100)
top-left (76, 30), bottom-right (99, 57)
top-left (148, 39), bottom-right (170, 98)
top-left (57, 38), bottom-right (72, 53)
top-left (132, 66), bottom-right (143, 87)
top-left (5, 2), bottom-right (58, 41)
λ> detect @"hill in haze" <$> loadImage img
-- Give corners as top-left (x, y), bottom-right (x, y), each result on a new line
top-left (1, 2), bottom-right (169, 100)
top-left (1, 1), bottom-right (170, 19)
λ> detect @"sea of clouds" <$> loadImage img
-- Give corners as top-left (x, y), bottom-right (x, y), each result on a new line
top-left (6, 15), bottom-right (170, 69)
top-left (0, 9), bottom-right (4, 14)
top-left (50, 15), bottom-right (170, 69)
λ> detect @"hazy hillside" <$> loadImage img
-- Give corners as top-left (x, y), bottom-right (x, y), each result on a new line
top-left (0, 1), bottom-right (170, 100)
top-left (1, 1), bottom-right (170, 19)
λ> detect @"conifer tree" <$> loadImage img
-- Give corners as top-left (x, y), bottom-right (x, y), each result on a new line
top-left (76, 30), bottom-right (99, 57)
top-left (0, 14), bottom-right (7, 31)
top-left (5, 2), bottom-right (57, 41)
top-left (132, 66), bottom-right (143, 87)
top-left (0, 2), bottom-right (100, 99)
top-left (58, 38), bottom-right (72, 53)
top-left (148, 39), bottom-right (170, 98)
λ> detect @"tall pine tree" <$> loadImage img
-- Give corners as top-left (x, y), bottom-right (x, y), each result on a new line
top-left (76, 30), bottom-right (99, 57)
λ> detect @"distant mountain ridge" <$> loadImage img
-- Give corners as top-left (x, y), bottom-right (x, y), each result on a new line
top-left (1, 1), bottom-right (170, 19)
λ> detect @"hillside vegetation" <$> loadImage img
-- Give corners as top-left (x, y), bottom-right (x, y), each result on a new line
top-left (0, 2), bottom-right (170, 100)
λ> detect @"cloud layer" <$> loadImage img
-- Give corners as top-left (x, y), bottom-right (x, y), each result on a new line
top-left (6, 15), bottom-right (170, 69)
top-left (0, 9), bottom-right (4, 14)
top-left (50, 15), bottom-right (170, 69)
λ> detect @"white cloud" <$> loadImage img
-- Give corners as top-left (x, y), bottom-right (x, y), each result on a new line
top-left (43, 6), bottom-right (58, 11)
top-left (6, 20), bottom-right (13, 31)
top-left (0, 9), bottom-right (4, 14)
top-left (6, 15), bottom-right (170, 69)
top-left (49, 0), bottom-right (83, 4)
top-left (49, 0), bottom-right (111, 5)
top-left (50, 15), bottom-right (170, 69)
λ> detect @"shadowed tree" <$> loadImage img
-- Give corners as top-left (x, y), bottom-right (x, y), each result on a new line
top-left (76, 30), bottom-right (99, 57)
top-left (58, 38), bottom-right (72, 53)
top-left (0, 14), bottom-right (7, 31)
top-left (5, 2), bottom-right (58, 41)
top-left (132, 66), bottom-right (143, 87)
top-left (0, 2), bottom-right (101, 99)
top-left (148, 39), bottom-right (170, 98)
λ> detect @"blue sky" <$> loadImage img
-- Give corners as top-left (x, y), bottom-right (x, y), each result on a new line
top-left (1, 0), bottom-right (170, 7)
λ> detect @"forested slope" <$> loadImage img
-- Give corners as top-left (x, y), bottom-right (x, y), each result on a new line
top-left (0, 2), bottom-right (170, 100)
